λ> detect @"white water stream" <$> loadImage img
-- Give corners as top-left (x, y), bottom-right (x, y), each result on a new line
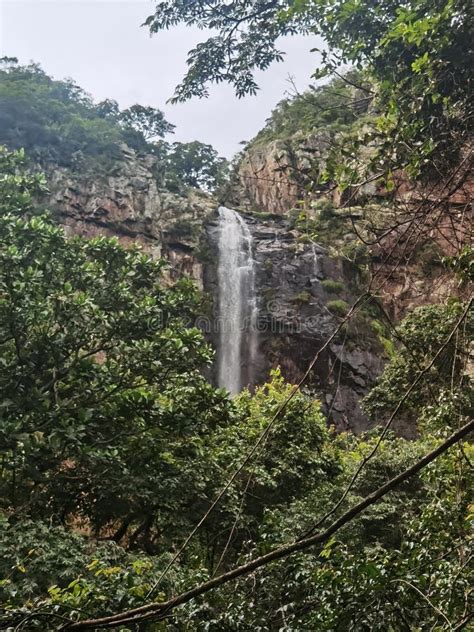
top-left (216, 206), bottom-right (258, 394)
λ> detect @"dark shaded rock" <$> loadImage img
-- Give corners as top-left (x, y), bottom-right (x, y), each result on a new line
top-left (204, 212), bottom-right (388, 433)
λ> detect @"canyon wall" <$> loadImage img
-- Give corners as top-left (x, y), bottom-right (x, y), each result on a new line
top-left (45, 144), bottom-right (215, 288)
top-left (43, 136), bottom-right (471, 435)
top-left (43, 142), bottom-right (388, 432)
top-left (205, 211), bottom-right (388, 433)
top-left (228, 135), bottom-right (472, 321)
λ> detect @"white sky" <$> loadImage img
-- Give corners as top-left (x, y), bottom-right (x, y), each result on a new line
top-left (0, 0), bottom-right (323, 157)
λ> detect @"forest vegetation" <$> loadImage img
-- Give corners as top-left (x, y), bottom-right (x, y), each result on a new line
top-left (0, 58), bottom-right (228, 192)
top-left (0, 0), bottom-right (472, 630)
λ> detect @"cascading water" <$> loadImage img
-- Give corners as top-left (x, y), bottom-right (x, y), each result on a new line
top-left (311, 242), bottom-right (321, 282)
top-left (216, 206), bottom-right (258, 395)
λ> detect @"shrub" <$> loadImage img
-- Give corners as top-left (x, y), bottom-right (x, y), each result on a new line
top-left (321, 279), bottom-right (344, 293)
top-left (292, 290), bottom-right (312, 304)
top-left (167, 218), bottom-right (195, 237)
top-left (326, 299), bottom-right (349, 316)
top-left (318, 204), bottom-right (337, 221)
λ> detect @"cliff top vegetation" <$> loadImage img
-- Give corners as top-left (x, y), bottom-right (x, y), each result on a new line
top-left (0, 58), bottom-right (228, 192)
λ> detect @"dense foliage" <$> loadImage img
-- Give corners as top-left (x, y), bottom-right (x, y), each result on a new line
top-left (1, 0), bottom-right (472, 623)
top-left (0, 59), bottom-right (228, 192)
top-left (363, 301), bottom-right (474, 427)
top-left (0, 147), bottom-right (231, 543)
top-left (251, 72), bottom-right (370, 145)
top-left (0, 148), bottom-right (471, 630)
top-left (0, 58), bottom-right (172, 170)
top-left (145, 0), bottom-right (473, 181)
top-left (161, 140), bottom-right (230, 193)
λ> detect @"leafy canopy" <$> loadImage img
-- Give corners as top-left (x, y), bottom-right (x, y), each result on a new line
top-left (145, 0), bottom-right (473, 177)
top-left (0, 147), bottom-right (233, 546)
top-left (363, 301), bottom-right (473, 430)
top-left (0, 59), bottom-right (232, 192)
top-left (118, 103), bottom-right (176, 140)
top-left (163, 140), bottom-right (230, 192)
top-left (0, 58), bottom-right (175, 171)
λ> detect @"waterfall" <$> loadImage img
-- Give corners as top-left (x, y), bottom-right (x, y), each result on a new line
top-left (311, 242), bottom-right (321, 282)
top-left (216, 206), bottom-right (258, 395)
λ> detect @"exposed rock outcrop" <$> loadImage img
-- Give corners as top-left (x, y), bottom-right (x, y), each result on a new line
top-left (45, 145), bottom-right (215, 287)
top-left (38, 142), bottom-right (392, 433)
top-left (42, 137), bottom-right (468, 435)
top-left (229, 136), bottom-right (473, 321)
top-left (220, 132), bottom-right (472, 433)
top-left (205, 212), bottom-right (387, 432)
top-left (227, 133), bottom-right (332, 215)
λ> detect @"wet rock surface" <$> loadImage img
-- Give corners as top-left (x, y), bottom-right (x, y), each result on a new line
top-left (205, 212), bottom-right (387, 432)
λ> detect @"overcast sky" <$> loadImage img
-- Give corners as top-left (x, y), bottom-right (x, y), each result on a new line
top-left (0, 0), bottom-right (323, 157)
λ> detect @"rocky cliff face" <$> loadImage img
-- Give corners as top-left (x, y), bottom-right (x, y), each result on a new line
top-left (227, 133), bottom-right (332, 215)
top-left (219, 134), bottom-right (472, 433)
top-left (46, 144), bottom-right (215, 288)
top-left (229, 136), bottom-right (472, 321)
top-left (205, 211), bottom-right (388, 433)
top-left (45, 138), bottom-right (464, 435)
